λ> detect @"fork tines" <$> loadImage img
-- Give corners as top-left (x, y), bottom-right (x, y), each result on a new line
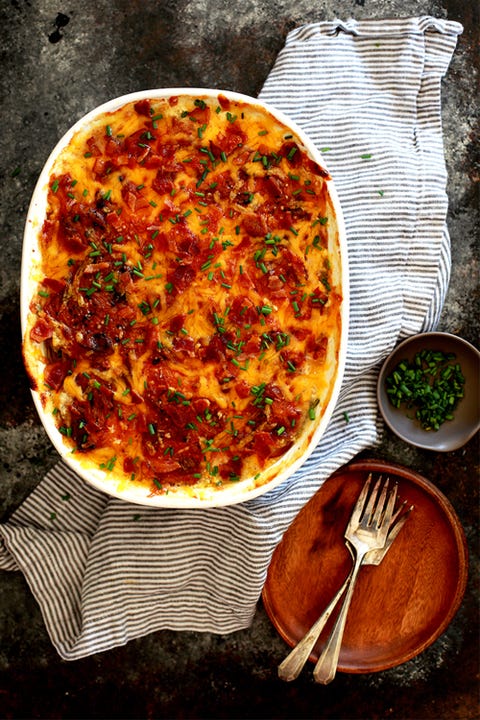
top-left (355, 474), bottom-right (399, 528)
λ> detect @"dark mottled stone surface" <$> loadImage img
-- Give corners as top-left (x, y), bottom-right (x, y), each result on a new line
top-left (0, 1), bottom-right (478, 718)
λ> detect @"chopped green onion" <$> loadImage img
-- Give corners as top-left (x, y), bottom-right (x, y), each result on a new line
top-left (385, 349), bottom-right (465, 431)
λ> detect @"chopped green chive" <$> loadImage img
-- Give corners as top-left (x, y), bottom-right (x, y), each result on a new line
top-left (385, 349), bottom-right (465, 431)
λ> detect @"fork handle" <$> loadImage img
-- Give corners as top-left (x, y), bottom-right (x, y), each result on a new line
top-left (278, 570), bottom-right (352, 681)
top-left (313, 550), bottom-right (367, 684)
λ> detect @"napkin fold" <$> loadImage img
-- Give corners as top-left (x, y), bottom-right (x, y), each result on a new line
top-left (0, 16), bottom-right (462, 660)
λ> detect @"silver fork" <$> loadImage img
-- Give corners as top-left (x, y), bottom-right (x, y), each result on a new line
top-left (313, 474), bottom-right (398, 684)
top-left (277, 498), bottom-right (410, 682)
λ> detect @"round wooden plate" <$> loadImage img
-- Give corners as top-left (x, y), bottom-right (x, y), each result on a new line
top-left (262, 459), bottom-right (468, 673)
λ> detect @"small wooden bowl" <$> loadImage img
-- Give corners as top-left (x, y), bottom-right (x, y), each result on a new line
top-left (262, 459), bottom-right (468, 673)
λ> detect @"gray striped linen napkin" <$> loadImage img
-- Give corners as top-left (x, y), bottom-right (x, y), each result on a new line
top-left (0, 16), bottom-right (462, 660)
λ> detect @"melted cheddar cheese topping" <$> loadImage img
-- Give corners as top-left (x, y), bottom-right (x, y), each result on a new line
top-left (24, 93), bottom-right (343, 495)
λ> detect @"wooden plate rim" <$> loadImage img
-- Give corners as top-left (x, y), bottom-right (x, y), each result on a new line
top-left (262, 457), bottom-right (469, 674)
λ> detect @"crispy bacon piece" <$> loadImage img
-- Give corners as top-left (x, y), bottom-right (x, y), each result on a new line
top-left (134, 99), bottom-right (152, 117)
top-left (44, 362), bottom-right (69, 390)
top-left (30, 318), bottom-right (54, 343)
top-left (242, 213), bottom-right (268, 237)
